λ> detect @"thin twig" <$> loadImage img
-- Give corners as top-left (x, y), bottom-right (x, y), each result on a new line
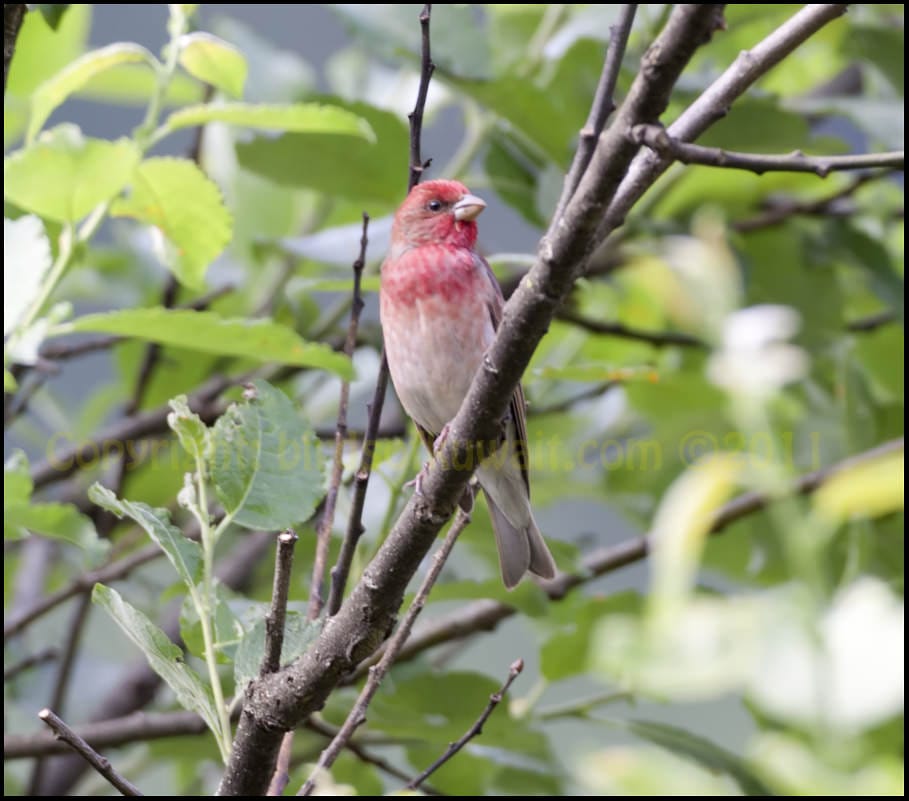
top-left (261, 530), bottom-right (299, 676)
top-left (846, 310), bottom-right (898, 332)
top-left (552, 4), bottom-right (638, 223)
top-left (326, 4), bottom-right (435, 618)
top-left (38, 708), bottom-right (143, 796)
top-left (3, 647), bottom-right (58, 682)
top-left (557, 308), bottom-right (705, 348)
top-left (631, 125), bottom-right (904, 177)
top-left (298, 510), bottom-right (471, 796)
top-left (310, 214), bottom-right (369, 620)
top-left (266, 730), bottom-right (295, 797)
top-left (405, 658), bottom-right (524, 791)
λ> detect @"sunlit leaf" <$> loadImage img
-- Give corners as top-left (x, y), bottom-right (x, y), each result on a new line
top-left (178, 32), bottom-right (247, 98)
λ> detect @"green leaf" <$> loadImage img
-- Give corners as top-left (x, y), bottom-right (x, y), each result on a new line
top-left (622, 719), bottom-right (773, 796)
top-left (815, 447), bottom-right (904, 524)
top-left (845, 24), bottom-right (904, 94)
top-left (4, 215), bottom-right (53, 336)
top-left (62, 308), bottom-right (354, 377)
top-left (234, 609), bottom-right (320, 690)
top-left (161, 102), bottom-right (375, 140)
top-left (4, 125), bottom-right (141, 222)
top-left (167, 395), bottom-right (210, 463)
top-left (4, 369), bottom-right (17, 391)
top-left (5, 501), bottom-right (108, 563)
top-left (92, 584), bottom-right (221, 736)
top-left (89, 483), bottom-right (202, 588)
top-left (485, 131), bottom-right (546, 227)
top-left (180, 583), bottom-right (240, 664)
top-left (178, 32), bottom-right (247, 98)
top-left (28, 42), bottom-right (155, 142)
top-left (110, 157), bottom-right (232, 289)
top-left (235, 100), bottom-right (407, 204)
top-left (4, 451), bottom-right (32, 509)
top-left (35, 5), bottom-right (71, 30)
top-left (210, 379), bottom-right (325, 529)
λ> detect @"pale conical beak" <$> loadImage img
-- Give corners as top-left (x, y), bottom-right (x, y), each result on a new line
top-left (453, 193), bottom-right (486, 222)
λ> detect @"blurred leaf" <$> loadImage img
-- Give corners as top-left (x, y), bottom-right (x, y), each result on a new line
top-left (484, 131), bottom-right (546, 227)
top-left (5, 501), bottom-right (108, 563)
top-left (92, 584), bottom-right (222, 736)
top-left (4, 215), bottom-right (52, 336)
top-left (211, 379), bottom-right (325, 530)
top-left (699, 99), bottom-right (812, 153)
top-left (3, 369), bottom-right (16, 391)
top-left (235, 100), bottom-right (408, 204)
top-left (161, 102), bottom-right (375, 140)
top-left (3, 451), bottom-right (33, 509)
top-left (4, 125), bottom-right (141, 223)
top-left (834, 224), bottom-right (904, 323)
top-left (649, 454), bottom-right (742, 616)
top-left (28, 42), bottom-right (155, 142)
top-left (845, 24), bottom-right (904, 94)
top-left (177, 32), bottom-right (247, 98)
top-left (77, 63), bottom-right (203, 106)
top-left (815, 446), bottom-right (904, 523)
top-left (89, 483), bottom-right (202, 588)
top-left (622, 719), bottom-right (772, 796)
top-left (6, 4), bottom-right (90, 96)
top-left (180, 582), bottom-right (240, 663)
top-left (63, 308), bottom-right (354, 377)
top-left (419, 577), bottom-right (548, 618)
top-left (110, 157), bottom-right (232, 289)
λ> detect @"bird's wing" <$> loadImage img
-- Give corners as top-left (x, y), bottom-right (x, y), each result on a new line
top-left (475, 253), bottom-right (531, 495)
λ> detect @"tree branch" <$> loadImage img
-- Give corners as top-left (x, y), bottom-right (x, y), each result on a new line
top-left (552, 4), bottom-right (638, 223)
top-left (297, 510), bottom-right (470, 796)
top-left (310, 215), bottom-right (369, 620)
top-left (217, 7), bottom-right (725, 795)
top-left (261, 530), bottom-right (299, 677)
top-left (3, 647), bottom-right (57, 682)
top-left (598, 3), bottom-right (850, 241)
top-left (3, 3), bottom-right (26, 96)
top-left (405, 658), bottom-right (523, 792)
top-left (557, 308), bottom-right (705, 348)
top-left (631, 125), bottom-right (904, 176)
top-left (38, 709), bottom-right (143, 797)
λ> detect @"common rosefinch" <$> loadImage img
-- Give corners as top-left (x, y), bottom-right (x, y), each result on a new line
top-left (380, 179), bottom-right (557, 588)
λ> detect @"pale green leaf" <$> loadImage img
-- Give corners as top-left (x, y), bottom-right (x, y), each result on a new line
top-left (815, 447), bottom-right (904, 524)
top-left (110, 157), bottom-right (232, 288)
top-left (234, 610), bottom-right (320, 690)
top-left (162, 102), bottom-right (374, 140)
top-left (4, 369), bottom-right (17, 391)
top-left (167, 395), bottom-right (210, 463)
top-left (211, 379), bottom-right (325, 529)
top-left (89, 483), bottom-right (202, 588)
top-left (5, 501), bottom-right (108, 563)
top-left (4, 216), bottom-right (52, 335)
top-left (178, 32), bottom-right (247, 98)
top-left (28, 43), bottom-right (155, 142)
top-left (180, 583), bottom-right (240, 663)
top-left (4, 450), bottom-right (33, 511)
top-left (61, 308), bottom-right (353, 377)
top-left (92, 584), bottom-right (221, 736)
top-left (4, 125), bottom-right (141, 222)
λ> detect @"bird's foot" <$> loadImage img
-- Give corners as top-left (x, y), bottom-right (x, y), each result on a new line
top-left (432, 423), bottom-right (451, 455)
top-left (404, 460), bottom-right (431, 496)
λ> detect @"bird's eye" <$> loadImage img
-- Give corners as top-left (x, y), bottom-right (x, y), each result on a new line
top-left (426, 199), bottom-right (443, 212)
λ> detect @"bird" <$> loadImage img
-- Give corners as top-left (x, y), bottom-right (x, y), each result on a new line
top-left (379, 179), bottom-right (557, 588)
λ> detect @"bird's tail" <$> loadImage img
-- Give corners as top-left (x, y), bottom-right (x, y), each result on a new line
top-left (483, 488), bottom-right (557, 589)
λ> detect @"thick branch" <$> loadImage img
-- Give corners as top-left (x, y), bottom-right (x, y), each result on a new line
top-left (631, 125), bottom-right (904, 176)
top-left (38, 709), bottom-right (143, 797)
top-left (297, 510), bottom-right (470, 796)
top-left (217, 7), bottom-right (724, 795)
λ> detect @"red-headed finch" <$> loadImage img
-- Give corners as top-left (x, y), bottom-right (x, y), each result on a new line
top-left (380, 179), bottom-right (557, 588)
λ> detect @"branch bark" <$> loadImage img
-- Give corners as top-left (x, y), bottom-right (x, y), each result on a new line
top-left (217, 6), bottom-right (725, 795)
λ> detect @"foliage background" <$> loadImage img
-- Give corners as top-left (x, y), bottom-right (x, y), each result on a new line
top-left (4, 4), bottom-right (904, 796)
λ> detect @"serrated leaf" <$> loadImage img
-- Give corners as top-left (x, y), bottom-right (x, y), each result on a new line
top-left (211, 379), bottom-right (325, 529)
top-left (815, 447), bottom-right (904, 524)
top-left (4, 124), bottom-right (141, 222)
top-left (92, 584), bottom-right (221, 736)
top-left (110, 157), bottom-right (232, 289)
top-left (61, 308), bottom-right (353, 377)
top-left (162, 102), bottom-right (375, 140)
top-left (28, 42), bottom-right (155, 142)
top-left (167, 395), bottom-right (210, 463)
top-left (178, 32), bottom-right (247, 98)
top-left (4, 215), bottom-right (52, 336)
top-left (89, 483), bottom-right (202, 588)
top-left (622, 719), bottom-right (773, 796)
top-left (234, 609), bottom-right (320, 689)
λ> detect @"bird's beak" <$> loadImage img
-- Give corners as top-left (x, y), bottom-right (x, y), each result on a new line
top-left (453, 193), bottom-right (486, 222)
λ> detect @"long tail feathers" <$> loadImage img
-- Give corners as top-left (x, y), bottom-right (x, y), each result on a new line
top-left (484, 489), bottom-right (556, 589)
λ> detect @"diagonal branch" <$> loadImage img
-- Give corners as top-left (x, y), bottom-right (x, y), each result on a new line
top-left (631, 125), bottom-right (904, 176)
top-left (297, 510), bottom-right (470, 796)
top-left (217, 6), bottom-right (725, 795)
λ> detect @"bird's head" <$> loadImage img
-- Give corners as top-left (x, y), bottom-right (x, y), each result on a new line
top-left (391, 179), bottom-right (486, 250)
